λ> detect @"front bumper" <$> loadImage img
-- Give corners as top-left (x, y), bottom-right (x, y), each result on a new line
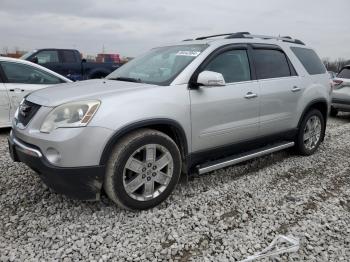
top-left (8, 132), bottom-right (105, 200)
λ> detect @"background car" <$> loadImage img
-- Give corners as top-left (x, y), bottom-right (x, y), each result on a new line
top-left (0, 57), bottom-right (72, 128)
top-left (331, 65), bottom-right (350, 116)
top-left (21, 49), bottom-right (120, 81)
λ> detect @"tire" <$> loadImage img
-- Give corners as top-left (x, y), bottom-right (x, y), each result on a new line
top-left (104, 129), bottom-right (182, 210)
top-left (295, 109), bottom-right (325, 156)
top-left (330, 107), bottom-right (338, 117)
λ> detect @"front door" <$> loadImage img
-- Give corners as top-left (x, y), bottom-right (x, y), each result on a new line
top-left (190, 48), bottom-right (260, 153)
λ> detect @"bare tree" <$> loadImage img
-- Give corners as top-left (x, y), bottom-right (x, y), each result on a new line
top-left (323, 57), bottom-right (350, 73)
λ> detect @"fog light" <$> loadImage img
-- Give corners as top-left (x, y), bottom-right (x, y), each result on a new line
top-left (46, 148), bottom-right (61, 164)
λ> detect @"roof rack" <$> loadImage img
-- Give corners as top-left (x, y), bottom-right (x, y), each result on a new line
top-left (195, 33), bottom-right (240, 40)
top-left (192, 32), bottom-right (305, 45)
top-left (230, 33), bottom-right (305, 45)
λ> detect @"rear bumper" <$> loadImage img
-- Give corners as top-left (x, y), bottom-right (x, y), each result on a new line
top-left (8, 132), bottom-right (105, 200)
top-left (332, 98), bottom-right (350, 112)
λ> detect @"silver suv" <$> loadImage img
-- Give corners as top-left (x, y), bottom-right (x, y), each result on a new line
top-left (8, 33), bottom-right (331, 210)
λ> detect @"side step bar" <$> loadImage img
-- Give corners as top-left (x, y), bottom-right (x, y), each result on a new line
top-left (197, 141), bottom-right (295, 175)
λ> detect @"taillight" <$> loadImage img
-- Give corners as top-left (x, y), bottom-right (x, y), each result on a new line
top-left (333, 79), bottom-right (343, 86)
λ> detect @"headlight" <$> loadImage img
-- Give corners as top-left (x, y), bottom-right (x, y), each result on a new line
top-left (40, 100), bottom-right (100, 133)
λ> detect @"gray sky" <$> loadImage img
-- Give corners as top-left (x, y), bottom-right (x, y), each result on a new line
top-left (0, 0), bottom-right (349, 59)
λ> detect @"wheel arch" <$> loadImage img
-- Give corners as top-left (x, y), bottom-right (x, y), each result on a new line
top-left (298, 99), bottom-right (329, 140)
top-left (99, 118), bottom-right (189, 166)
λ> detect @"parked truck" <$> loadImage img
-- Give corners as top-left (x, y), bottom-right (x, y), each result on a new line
top-left (20, 49), bottom-right (120, 81)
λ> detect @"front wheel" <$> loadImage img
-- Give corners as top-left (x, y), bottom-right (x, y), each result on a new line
top-left (104, 129), bottom-right (182, 210)
top-left (295, 109), bottom-right (325, 155)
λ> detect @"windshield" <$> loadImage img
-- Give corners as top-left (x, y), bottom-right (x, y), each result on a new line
top-left (107, 44), bottom-right (208, 85)
top-left (20, 50), bottom-right (37, 60)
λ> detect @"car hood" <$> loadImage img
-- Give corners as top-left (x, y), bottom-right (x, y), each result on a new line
top-left (26, 79), bottom-right (156, 107)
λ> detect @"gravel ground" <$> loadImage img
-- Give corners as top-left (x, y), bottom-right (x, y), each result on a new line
top-left (0, 114), bottom-right (349, 262)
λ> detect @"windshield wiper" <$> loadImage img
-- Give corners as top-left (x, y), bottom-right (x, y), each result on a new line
top-left (109, 77), bottom-right (142, 83)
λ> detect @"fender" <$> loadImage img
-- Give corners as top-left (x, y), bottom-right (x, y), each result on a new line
top-left (297, 98), bottom-right (329, 128)
top-left (297, 98), bottom-right (329, 142)
top-left (99, 118), bottom-right (189, 166)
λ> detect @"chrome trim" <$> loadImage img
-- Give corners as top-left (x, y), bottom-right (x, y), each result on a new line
top-left (12, 136), bottom-right (43, 158)
top-left (197, 142), bottom-right (295, 174)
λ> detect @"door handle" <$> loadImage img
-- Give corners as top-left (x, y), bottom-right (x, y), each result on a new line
top-left (244, 92), bottom-right (258, 99)
top-left (9, 88), bottom-right (25, 92)
top-left (291, 86), bottom-right (301, 92)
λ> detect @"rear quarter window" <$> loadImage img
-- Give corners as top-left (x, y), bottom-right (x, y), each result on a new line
top-left (290, 47), bottom-right (326, 75)
top-left (61, 51), bottom-right (77, 63)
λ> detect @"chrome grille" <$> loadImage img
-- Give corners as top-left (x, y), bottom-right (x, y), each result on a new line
top-left (17, 100), bottom-right (41, 126)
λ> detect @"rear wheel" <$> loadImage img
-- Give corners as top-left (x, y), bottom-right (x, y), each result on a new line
top-left (104, 129), bottom-right (182, 210)
top-left (295, 109), bottom-right (324, 155)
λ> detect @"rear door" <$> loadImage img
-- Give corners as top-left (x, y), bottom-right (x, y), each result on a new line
top-left (0, 61), bottom-right (64, 116)
top-left (190, 45), bottom-right (260, 152)
top-left (251, 45), bottom-right (302, 136)
top-left (0, 69), bottom-right (10, 125)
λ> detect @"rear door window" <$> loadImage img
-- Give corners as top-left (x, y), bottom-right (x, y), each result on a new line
top-left (290, 47), bottom-right (326, 75)
top-left (337, 68), bottom-right (350, 78)
top-left (61, 50), bottom-right (77, 63)
top-left (253, 49), bottom-right (291, 79)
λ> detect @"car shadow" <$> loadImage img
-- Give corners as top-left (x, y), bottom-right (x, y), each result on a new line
top-left (0, 127), bottom-right (11, 135)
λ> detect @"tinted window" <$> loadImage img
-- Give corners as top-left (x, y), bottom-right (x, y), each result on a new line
top-left (253, 49), bottom-right (291, 79)
top-left (291, 47), bottom-right (326, 75)
top-left (62, 51), bottom-right (77, 63)
top-left (203, 50), bottom-right (251, 83)
top-left (1, 62), bottom-right (63, 84)
top-left (35, 50), bottom-right (59, 64)
top-left (337, 68), bottom-right (350, 78)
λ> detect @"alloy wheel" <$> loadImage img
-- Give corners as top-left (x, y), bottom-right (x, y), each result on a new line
top-left (122, 144), bottom-right (174, 201)
top-left (303, 115), bottom-right (322, 151)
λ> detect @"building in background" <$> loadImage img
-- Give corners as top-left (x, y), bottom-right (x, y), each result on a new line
top-left (1, 50), bottom-right (26, 58)
top-left (96, 53), bottom-right (121, 63)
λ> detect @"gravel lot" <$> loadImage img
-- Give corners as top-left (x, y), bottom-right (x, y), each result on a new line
top-left (1, 115), bottom-right (349, 261)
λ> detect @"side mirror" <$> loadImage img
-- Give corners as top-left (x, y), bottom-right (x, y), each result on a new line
top-left (81, 58), bottom-right (87, 63)
top-left (31, 57), bottom-right (38, 64)
top-left (196, 71), bottom-right (226, 87)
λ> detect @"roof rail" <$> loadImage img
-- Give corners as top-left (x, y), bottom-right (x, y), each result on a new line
top-left (222, 32), bottom-right (251, 39)
top-left (225, 33), bottom-right (305, 45)
top-left (195, 33), bottom-right (236, 40)
top-left (244, 34), bottom-right (305, 45)
top-left (191, 32), bottom-right (305, 45)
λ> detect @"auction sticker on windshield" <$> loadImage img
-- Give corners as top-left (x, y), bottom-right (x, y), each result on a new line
top-left (176, 51), bottom-right (201, 57)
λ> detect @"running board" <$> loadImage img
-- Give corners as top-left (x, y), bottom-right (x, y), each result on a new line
top-left (197, 141), bottom-right (295, 175)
